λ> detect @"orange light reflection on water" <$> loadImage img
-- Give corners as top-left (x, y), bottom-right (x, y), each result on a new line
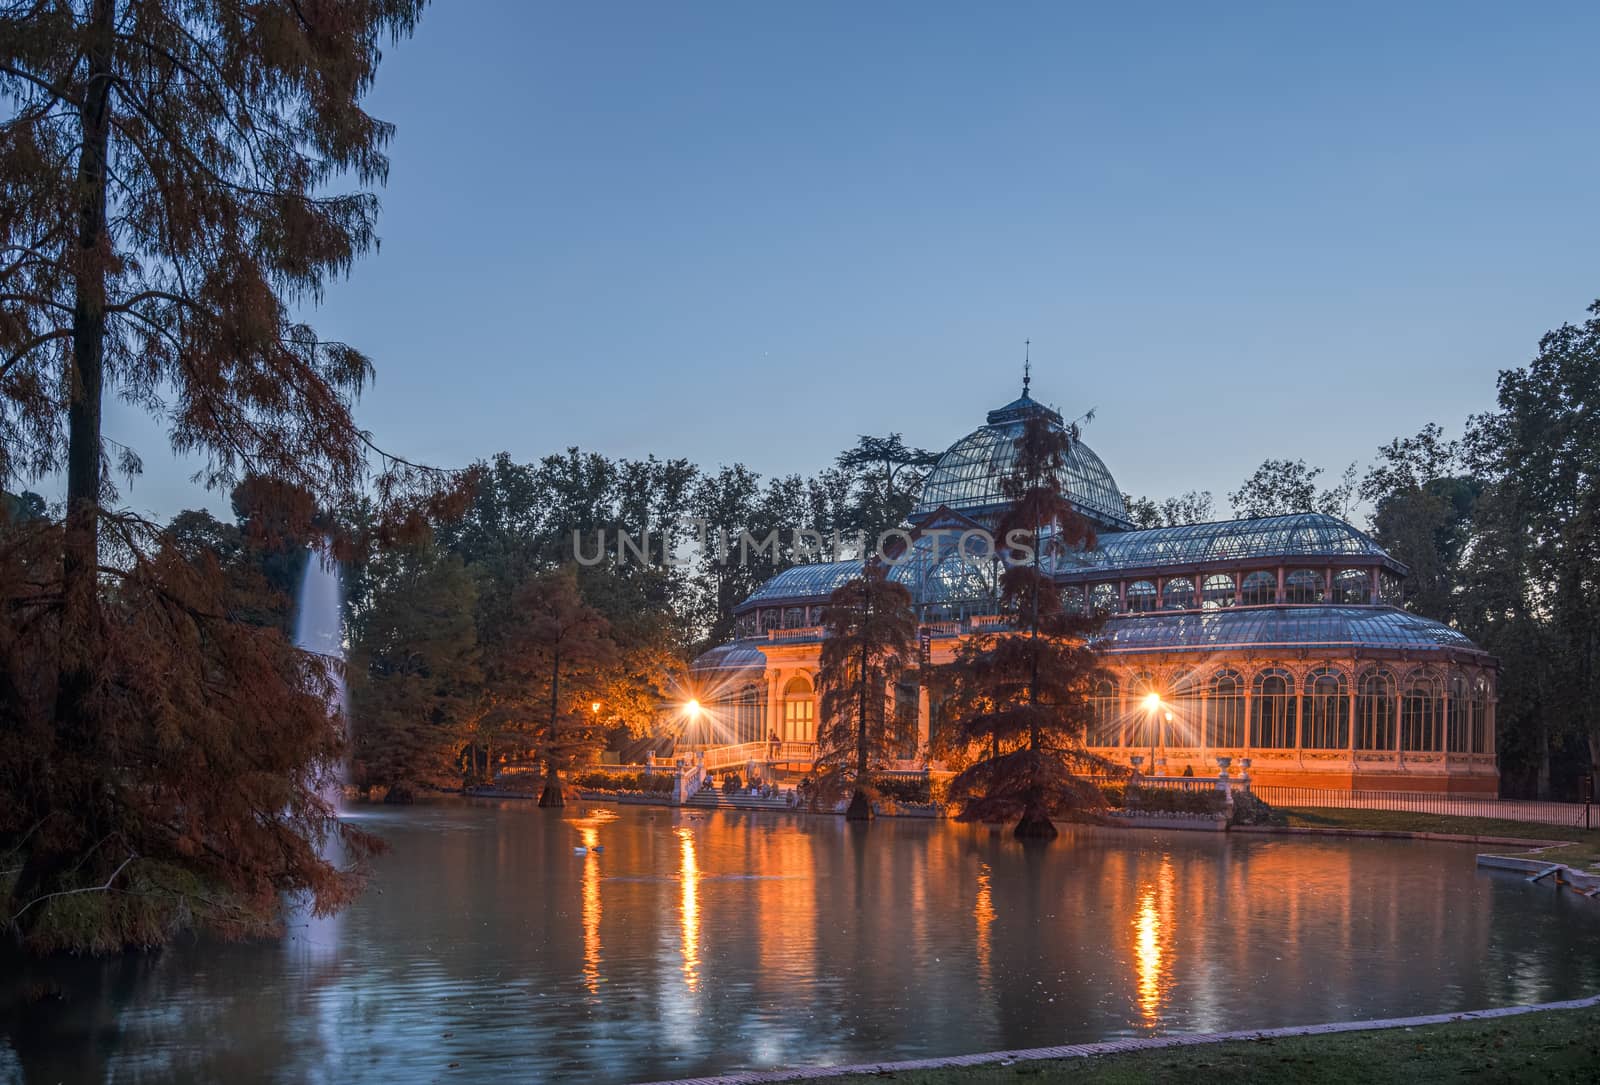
top-left (974, 861), bottom-right (995, 993)
top-left (580, 824), bottom-right (602, 994)
top-left (677, 826), bottom-right (701, 991)
top-left (1133, 856), bottom-right (1176, 1026)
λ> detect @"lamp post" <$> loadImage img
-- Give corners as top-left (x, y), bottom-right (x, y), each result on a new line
top-left (1141, 693), bottom-right (1161, 775)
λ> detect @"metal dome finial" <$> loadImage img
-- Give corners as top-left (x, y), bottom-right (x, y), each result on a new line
top-left (1023, 339), bottom-right (1031, 397)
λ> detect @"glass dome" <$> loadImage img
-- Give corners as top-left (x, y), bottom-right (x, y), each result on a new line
top-left (912, 389), bottom-right (1133, 530)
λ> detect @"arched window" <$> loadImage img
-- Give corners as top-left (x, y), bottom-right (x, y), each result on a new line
top-left (1240, 571), bottom-right (1277, 606)
top-left (1284, 569), bottom-right (1325, 604)
top-left (1447, 674), bottom-right (1470, 752)
top-left (783, 675), bottom-right (815, 743)
top-left (760, 608), bottom-right (780, 633)
top-left (1206, 669), bottom-right (1246, 748)
top-left (1302, 667), bottom-right (1349, 749)
top-left (1356, 669), bottom-right (1395, 751)
top-left (1060, 585), bottom-right (1086, 615)
top-left (1090, 678), bottom-right (1120, 746)
top-left (1470, 677), bottom-right (1489, 754)
top-left (1201, 574), bottom-right (1236, 609)
top-left (1401, 672), bottom-right (1443, 752)
top-left (1251, 668), bottom-right (1297, 749)
top-left (1161, 577), bottom-right (1195, 610)
top-left (1090, 582), bottom-right (1120, 614)
top-left (1332, 568), bottom-right (1371, 604)
top-left (783, 606), bottom-right (804, 629)
top-left (1127, 580), bottom-right (1158, 613)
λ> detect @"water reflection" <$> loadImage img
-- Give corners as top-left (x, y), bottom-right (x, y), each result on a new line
top-left (974, 860), bottom-right (995, 994)
top-left (3, 802), bottom-right (1599, 1085)
top-left (580, 823), bottom-right (602, 994)
top-left (1133, 856), bottom-right (1176, 1026)
top-left (677, 825), bottom-right (700, 991)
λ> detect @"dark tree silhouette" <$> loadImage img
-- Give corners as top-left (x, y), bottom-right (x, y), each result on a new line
top-left (813, 562), bottom-right (918, 820)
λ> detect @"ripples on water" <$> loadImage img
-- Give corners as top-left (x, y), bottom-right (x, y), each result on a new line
top-left (3, 799), bottom-right (1598, 1084)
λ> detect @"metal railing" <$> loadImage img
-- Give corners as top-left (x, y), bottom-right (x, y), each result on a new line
top-left (767, 626), bottom-right (825, 643)
top-left (1251, 785), bottom-right (1596, 830)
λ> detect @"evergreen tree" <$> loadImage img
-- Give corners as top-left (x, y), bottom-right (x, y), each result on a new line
top-left (495, 567), bottom-right (616, 808)
top-left (1123, 490), bottom-right (1214, 529)
top-left (938, 412), bottom-right (1119, 839)
top-left (836, 434), bottom-right (940, 542)
top-left (1462, 300), bottom-right (1600, 796)
top-left (348, 544), bottom-right (479, 803)
top-left (813, 563), bottom-right (918, 820)
top-left (1359, 425), bottom-right (1478, 621)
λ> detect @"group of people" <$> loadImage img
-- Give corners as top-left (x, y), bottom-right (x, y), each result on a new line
top-left (719, 770), bottom-right (782, 799)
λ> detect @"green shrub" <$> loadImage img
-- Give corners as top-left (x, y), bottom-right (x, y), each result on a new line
top-left (1228, 789), bottom-right (1280, 825)
top-left (871, 775), bottom-right (932, 804)
top-left (1124, 786), bottom-right (1227, 816)
top-left (572, 770), bottom-right (673, 794)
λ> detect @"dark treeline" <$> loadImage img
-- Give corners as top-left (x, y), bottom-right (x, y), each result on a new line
top-left (334, 434), bottom-right (941, 801)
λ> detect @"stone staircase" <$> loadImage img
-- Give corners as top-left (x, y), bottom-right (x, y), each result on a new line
top-left (684, 787), bottom-right (798, 812)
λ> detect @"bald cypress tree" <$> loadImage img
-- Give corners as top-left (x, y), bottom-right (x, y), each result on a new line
top-left (940, 411), bottom-right (1120, 839)
top-left (813, 562), bottom-right (918, 820)
top-left (0, 2), bottom-right (439, 951)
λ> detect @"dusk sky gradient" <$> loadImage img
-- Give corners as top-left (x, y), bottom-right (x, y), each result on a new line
top-left (102, 1), bottom-right (1600, 522)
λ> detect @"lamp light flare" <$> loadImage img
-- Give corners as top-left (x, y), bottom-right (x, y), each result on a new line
top-left (685, 699), bottom-right (701, 717)
top-left (591, 701), bottom-right (601, 714)
top-left (1142, 692), bottom-right (1162, 712)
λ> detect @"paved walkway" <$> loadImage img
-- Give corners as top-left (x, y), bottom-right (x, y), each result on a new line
top-left (634, 993), bottom-right (1600, 1085)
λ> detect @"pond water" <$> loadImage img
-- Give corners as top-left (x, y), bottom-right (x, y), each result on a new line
top-left (3, 799), bottom-right (1599, 1084)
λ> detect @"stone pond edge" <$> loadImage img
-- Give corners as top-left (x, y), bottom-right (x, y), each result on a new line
top-left (631, 992), bottom-right (1600, 1085)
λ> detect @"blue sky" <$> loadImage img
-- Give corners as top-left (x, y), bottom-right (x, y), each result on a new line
top-left (106, 1), bottom-right (1600, 521)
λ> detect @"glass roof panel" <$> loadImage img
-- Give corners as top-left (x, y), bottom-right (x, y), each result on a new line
top-left (1095, 605), bottom-right (1480, 655)
top-left (1057, 513), bottom-right (1400, 574)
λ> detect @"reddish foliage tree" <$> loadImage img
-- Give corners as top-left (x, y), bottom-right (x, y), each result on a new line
top-left (0, 2), bottom-right (460, 951)
top-left (813, 562), bottom-right (918, 820)
top-left (939, 410), bottom-right (1122, 839)
top-left (0, 514), bottom-right (383, 951)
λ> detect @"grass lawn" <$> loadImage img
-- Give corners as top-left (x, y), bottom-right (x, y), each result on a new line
top-left (804, 1005), bottom-right (1600, 1084)
top-left (1274, 807), bottom-right (1600, 869)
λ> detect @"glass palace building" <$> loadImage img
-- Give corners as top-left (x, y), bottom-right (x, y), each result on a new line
top-left (691, 384), bottom-right (1499, 795)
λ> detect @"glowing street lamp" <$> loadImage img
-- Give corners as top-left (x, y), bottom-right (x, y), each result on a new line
top-left (683, 698), bottom-right (703, 745)
top-left (1141, 692), bottom-right (1165, 775)
top-left (591, 701), bottom-right (601, 715)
